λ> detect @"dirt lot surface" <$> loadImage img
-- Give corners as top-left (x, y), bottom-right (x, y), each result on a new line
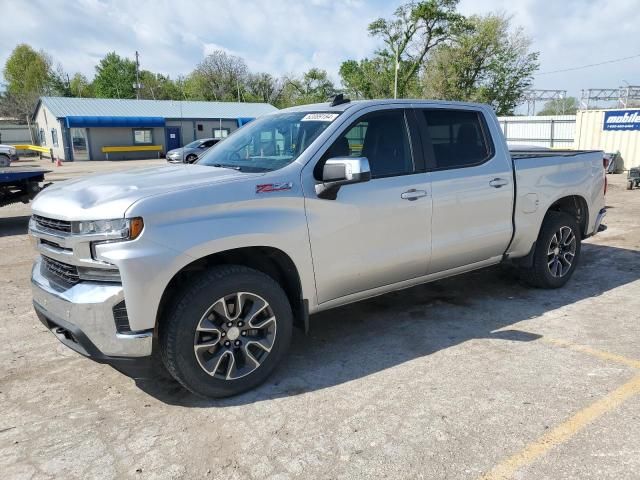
top-left (1, 159), bottom-right (639, 479)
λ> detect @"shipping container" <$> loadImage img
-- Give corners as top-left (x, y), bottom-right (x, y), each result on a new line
top-left (574, 109), bottom-right (640, 169)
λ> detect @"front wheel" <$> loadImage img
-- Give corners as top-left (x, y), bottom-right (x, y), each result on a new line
top-left (519, 211), bottom-right (582, 289)
top-left (0, 155), bottom-right (10, 167)
top-left (159, 265), bottom-right (293, 398)
top-left (185, 154), bottom-right (197, 163)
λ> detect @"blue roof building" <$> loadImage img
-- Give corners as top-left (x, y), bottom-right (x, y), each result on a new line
top-left (32, 97), bottom-right (277, 161)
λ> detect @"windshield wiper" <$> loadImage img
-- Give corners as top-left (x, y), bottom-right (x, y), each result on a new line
top-left (211, 163), bottom-right (242, 171)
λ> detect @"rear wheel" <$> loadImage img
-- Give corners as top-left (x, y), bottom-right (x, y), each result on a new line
top-left (519, 211), bottom-right (581, 289)
top-left (628, 180), bottom-right (634, 190)
top-left (160, 265), bottom-right (293, 398)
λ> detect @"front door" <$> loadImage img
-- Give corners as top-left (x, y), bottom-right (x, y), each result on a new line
top-left (416, 107), bottom-right (514, 273)
top-left (304, 108), bottom-right (432, 304)
top-left (166, 127), bottom-right (181, 151)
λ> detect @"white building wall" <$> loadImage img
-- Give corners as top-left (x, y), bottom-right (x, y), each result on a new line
top-left (33, 104), bottom-right (67, 160)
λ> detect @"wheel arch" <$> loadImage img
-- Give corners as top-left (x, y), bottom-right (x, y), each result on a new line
top-left (156, 246), bottom-right (308, 335)
top-left (546, 194), bottom-right (589, 237)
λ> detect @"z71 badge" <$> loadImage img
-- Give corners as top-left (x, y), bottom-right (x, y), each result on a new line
top-left (256, 182), bottom-right (293, 193)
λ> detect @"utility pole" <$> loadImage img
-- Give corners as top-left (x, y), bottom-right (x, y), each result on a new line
top-left (135, 50), bottom-right (141, 100)
top-left (393, 46), bottom-right (399, 99)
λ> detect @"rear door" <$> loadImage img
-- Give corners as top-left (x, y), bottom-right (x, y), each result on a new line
top-left (415, 107), bottom-right (514, 273)
top-left (303, 108), bottom-right (432, 304)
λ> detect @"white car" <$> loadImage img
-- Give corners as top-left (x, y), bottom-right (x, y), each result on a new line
top-left (0, 144), bottom-right (18, 167)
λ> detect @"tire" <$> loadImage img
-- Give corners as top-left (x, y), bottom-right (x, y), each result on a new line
top-left (159, 265), bottom-right (293, 398)
top-left (519, 211), bottom-right (581, 289)
top-left (628, 181), bottom-right (634, 190)
top-left (185, 154), bottom-right (197, 163)
top-left (0, 155), bottom-right (10, 167)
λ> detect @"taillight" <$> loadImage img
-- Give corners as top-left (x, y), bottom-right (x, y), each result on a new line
top-left (603, 156), bottom-right (608, 196)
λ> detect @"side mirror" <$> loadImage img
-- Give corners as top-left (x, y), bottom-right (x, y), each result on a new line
top-left (316, 157), bottom-right (371, 200)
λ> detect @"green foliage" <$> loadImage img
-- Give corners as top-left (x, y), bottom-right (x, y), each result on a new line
top-left (69, 73), bottom-right (93, 97)
top-left (345, 0), bottom-right (470, 98)
top-left (537, 97), bottom-right (578, 115)
top-left (2, 44), bottom-right (53, 117)
top-left (244, 72), bottom-right (285, 105)
top-left (186, 50), bottom-right (248, 101)
top-left (93, 52), bottom-right (137, 99)
top-left (3, 44), bottom-right (51, 96)
top-left (423, 13), bottom-right (539, 115)
top-left (139, 71), bottom-right (181, 100)
top-left (339, 58), bottom-right (394, 99)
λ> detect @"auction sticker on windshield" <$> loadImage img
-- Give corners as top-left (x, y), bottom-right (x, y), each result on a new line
top-left (301, 113), bottom-right (339, 122)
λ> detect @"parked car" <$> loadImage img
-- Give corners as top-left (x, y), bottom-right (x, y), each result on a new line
top-left (166, 138), bottom-right (219, 163)
top-left (0, 144), bottom-right (18, 167)
top-left (29, 98), bottom-right (607, 398)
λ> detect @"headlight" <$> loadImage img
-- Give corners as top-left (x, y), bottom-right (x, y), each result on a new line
top-left (71, 217), bottom-right (144, 240)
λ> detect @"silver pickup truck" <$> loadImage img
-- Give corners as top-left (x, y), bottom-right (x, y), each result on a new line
top-left (29, 98), bottom-right (607, 398)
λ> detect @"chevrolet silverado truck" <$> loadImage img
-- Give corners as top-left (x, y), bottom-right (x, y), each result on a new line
top-left (29, 98), bottom-right (607, 398)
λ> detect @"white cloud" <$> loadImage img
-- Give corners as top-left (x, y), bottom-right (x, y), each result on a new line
top-left (1, 0), bottom-right (637, 100)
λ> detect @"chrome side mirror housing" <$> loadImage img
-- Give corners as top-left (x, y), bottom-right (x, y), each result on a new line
top-left (315, 157), bottom-right (371, 200)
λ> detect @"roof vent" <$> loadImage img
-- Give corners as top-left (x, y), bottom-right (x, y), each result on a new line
top-left (330, 94), bottom-right (351, 107)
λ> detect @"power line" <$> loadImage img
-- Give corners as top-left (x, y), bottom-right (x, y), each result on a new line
top-left (536, 53), bottom-right (640, 76)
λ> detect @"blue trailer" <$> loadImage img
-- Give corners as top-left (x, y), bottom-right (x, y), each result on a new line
top-left (0, 168), bottom-right (51, 208)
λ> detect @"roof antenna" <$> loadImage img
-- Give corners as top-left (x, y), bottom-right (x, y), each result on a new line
top-left (330, 93), bottom-right (350, 107)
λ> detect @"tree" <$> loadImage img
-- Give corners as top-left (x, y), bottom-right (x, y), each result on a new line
top-left (93, 52), bottom-right (137, 99)
top-left (293, 68), bottom-right (337, 104)
top-left (339, 58), bottom-right (396, 99)
top-left (188, 50), bottom-right (248, 101)
top-left (537, 96), bottom-right (578, 115)
top-left (2, 44), bottom-right (52, 118)
top-left (69, 73), bottom-right (93, 97)
top-left (138, 71), bottom-right (181, 100)
top-left (244, 72), bottom-right (286, 105)
top-left (423, 14), bottom-right (539, 115)
top-left (366, 0), bottom-right (469, 98)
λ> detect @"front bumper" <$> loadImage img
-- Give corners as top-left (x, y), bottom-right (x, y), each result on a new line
top-left (31, 257), bottom-right (153, 360)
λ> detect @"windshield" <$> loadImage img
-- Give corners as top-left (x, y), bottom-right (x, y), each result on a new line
top-left (197, 112), bottom-right (338, 172)
top-left (185, 140), bottom-right (203, 148)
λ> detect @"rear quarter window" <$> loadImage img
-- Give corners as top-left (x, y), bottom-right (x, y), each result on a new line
top-left (421, 109), bottom-right (493, 170)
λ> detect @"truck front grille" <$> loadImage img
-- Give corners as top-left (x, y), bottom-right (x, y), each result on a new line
top-left (41, 256), bottom-right (80, 285)
top-left (33, 215), bottom-right (72, 234)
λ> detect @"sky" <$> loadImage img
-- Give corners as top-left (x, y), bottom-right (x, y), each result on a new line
top-left (1, 0), bottom-right (639, 104)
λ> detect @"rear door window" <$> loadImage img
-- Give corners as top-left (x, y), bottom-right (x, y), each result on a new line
top-left (421, 109), bottom-right (493, 169)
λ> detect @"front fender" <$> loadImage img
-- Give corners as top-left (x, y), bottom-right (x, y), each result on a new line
top-left (98, 183), bottom-right (315, 331)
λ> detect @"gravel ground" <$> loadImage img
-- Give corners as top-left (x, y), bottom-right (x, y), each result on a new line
top-left (1, 159), bottom-right (639, 480)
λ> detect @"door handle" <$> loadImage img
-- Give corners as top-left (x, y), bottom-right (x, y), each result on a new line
top-left (489, 178), bottom-right (509, 188)
top-left (401, 189), bottom-right (428, 201)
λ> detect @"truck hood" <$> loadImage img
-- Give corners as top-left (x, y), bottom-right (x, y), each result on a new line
top-left (31, 164), bottom-right (260, 221)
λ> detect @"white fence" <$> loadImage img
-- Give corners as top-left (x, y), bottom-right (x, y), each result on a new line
top-left (497, 115), bottom-right (576, 149)
top-left (0, 123), bottom-right (32, 145)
